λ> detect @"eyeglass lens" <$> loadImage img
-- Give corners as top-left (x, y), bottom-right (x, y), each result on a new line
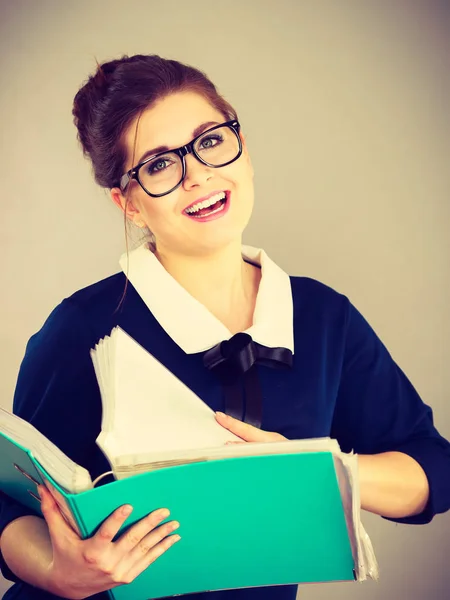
top-left (137, 125), bottom-right (240, 196)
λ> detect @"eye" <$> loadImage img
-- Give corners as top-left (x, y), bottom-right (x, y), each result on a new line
top-left (199, 134), bottom-right (223, 150)
top-left (145, 156), bottom-right (174, 176)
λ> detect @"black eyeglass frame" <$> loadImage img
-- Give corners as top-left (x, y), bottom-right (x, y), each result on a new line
top-left (119, 120), bottom-right (242, 198)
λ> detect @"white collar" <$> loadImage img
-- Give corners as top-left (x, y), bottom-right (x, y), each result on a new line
top-left (119, 243), bottom-right (294, 355)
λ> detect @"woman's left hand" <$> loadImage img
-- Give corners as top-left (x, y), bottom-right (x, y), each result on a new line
top-left (215, 411), bottom-right (287, 443)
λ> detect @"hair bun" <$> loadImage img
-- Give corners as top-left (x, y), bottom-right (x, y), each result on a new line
top-left (72, 58), bottom-right (123, 156)
top-left (91, 58), bottom-right (119, 92)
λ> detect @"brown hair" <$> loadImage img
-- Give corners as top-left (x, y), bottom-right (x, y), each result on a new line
top-left (72, 54), bottom-right (238, 190)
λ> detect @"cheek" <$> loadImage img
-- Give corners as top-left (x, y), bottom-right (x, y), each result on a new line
top-left (226, 160), bottom-right (254, 188)
top-left (241, 154), bottom-right (254, 183)
top-left (244, 152), bottom-right (254, 180)
top-left (239, 164), bottom-right (255, 191)
top-left (139, 202), bottom-right (159, 224)
top-left (140, 195), bottom-right (182, 230)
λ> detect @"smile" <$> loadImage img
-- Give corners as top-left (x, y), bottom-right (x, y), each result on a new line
top-left (183, 191), bottom-right (229, 221)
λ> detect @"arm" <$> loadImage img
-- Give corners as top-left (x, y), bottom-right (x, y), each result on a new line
top-left (0, 300), bottom-right (179, 595)
top-left (1, 515), bottom-right (54, 592)
top-left (331, 301), bottom-right (450, 523)
top-left (357, 452), bottom-right (429, 518)
top-left (1, 486), bottom-right (179, 599)
top-left (0, 299), bottom-right (102, 583)
top-left (215, 412), bottom-right (434, 519)
top-left (215, 295), bottom-right (450, 522)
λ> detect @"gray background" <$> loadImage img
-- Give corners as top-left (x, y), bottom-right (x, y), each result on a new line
top-left (0, 0), bottom-right (449, 598)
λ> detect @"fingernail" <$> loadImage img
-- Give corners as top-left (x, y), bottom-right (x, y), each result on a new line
top-left (122, 505), bottom-right (133, 516)
top-left (216, 411), bottom-right (227, 418)
top-left (159, 509), bottom-right (170, 519)
top-left (172, 534), bottom-right (181, 543)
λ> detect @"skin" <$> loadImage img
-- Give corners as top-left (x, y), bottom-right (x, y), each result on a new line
top-left (215, 412), bottom-right (430, 519)
top-left (1, 487), bottom-right (180, 599)
top-left (110, 91), bottom-right (261, 334)
top-left (0, 90), bottom-right (430, 598)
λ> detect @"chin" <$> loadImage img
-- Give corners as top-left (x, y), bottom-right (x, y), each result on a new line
top-left (189, 228), bottom-right (247, 256)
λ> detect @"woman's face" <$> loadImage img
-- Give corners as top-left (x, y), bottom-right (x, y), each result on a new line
top-left (111, 91), bottom-right (254, 257)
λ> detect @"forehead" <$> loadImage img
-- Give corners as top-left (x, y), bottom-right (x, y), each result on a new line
top-left (123, 91), bottom-right (224, 168)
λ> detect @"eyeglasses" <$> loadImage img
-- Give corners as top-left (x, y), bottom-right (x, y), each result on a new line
top-left (119, 120), bottom-right (242, 198)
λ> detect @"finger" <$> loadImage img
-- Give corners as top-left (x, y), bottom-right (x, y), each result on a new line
top-left (215, 412), bottom-right (269, 442)
top-left (89, 504), bottom-right (135, 552)
top-left (38, 485), bottom-right (79, 543)
top-left (225, 441), bottom-right (247, 445)
top-left (115, 508), bottom-right (171, 554)
top-left (122, 532), bottom-right (181, 583)
top-left (119, 518), bottom-right (180, 570)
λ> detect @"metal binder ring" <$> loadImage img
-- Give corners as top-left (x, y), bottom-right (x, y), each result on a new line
top-left (13, 463), bottom-right (40, 486)
top-left (27, 489), bottom-right (41, 502)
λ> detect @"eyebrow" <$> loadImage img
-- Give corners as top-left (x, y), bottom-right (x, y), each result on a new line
top-left (134, 121), bottom-right (220, 166)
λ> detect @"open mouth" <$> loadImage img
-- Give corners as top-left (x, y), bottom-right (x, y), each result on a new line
top-left (184, 191), bottom-right (228, 219)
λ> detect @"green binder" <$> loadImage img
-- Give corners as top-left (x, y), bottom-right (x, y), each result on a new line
top-left (0, 430), bottom-right (357, 599)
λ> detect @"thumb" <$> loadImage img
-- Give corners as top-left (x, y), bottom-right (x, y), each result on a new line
top-left (215, 412), bottom-right (270, 442)
top-left (38, 485), bottom-right (79, 543)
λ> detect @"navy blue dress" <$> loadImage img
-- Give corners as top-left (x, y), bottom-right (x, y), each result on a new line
top-left (1, 272), bottom-right (450, 600)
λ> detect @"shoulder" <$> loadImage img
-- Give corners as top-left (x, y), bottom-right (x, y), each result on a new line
top-left (289, 275), bottom-right (351, 322)
top-left (27, 272), bottom-right (128, 355)
top-left (68, 271), bottom-right (127, 315)
top-left (289, 274), bottom-right (344, 299)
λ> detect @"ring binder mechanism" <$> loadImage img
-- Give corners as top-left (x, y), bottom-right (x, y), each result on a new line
top-left (13, 463), bottom-right (42, 503)
top-left (14, 462), bottom-right (40, 486)
top-left (92, 470), bottom-right (114, 487)
top-left (27, 490), bottom-right (41, 502)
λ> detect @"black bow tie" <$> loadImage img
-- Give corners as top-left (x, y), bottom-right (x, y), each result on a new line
top-left (203, 333), bottom-right (293, 428)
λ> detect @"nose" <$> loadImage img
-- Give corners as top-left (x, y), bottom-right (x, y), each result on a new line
top-left (182, 152), bottom-right (213, 190)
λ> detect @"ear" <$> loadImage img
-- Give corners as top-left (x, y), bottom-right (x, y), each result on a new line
top-left (110, 188), bottom-right (146, 228)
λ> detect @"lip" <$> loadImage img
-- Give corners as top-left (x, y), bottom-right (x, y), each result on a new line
top-left (183, 190), bottom-right (229, 213)
top-left (183, 190), bottom-right (231, 223)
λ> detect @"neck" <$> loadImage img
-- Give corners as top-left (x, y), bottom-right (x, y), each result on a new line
top-left (155, 241), bottom-right (261, 333)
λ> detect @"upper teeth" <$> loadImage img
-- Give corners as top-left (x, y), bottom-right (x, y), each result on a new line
top-left (185, 192), bottom-right (226, 214)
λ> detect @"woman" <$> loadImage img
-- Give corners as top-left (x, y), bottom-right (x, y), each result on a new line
top-left (1, 54), bottom-right (449, 600)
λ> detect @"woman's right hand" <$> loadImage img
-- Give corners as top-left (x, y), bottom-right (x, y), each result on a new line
top-left (38, 484), bottom-right (180, 599)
